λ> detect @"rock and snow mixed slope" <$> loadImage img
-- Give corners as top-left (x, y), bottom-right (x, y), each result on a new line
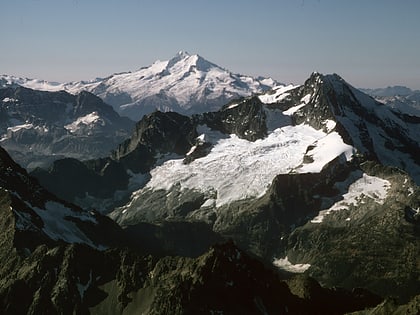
top-left (110, 72), bottom-right (419, 226)
top-left (1, 51), bottom-right (279, 121)
top-left (25, 71), bottom-right (420, 304)
top-left (0, 146), bottom-right (123, 251)
top-left (0, 86), bottom-right (134, 169)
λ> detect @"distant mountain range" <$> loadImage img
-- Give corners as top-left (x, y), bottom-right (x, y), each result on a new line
top-left (361, 86), bottom-right (419, 97)
top-left (362, 87), bottom-right (420, 118)
top-left (0, 86), bottom-right (134, 169)
top-left (1, 51), bottom-right (279, 121)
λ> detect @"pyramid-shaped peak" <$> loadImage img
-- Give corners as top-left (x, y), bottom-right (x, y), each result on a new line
top-left (166, 51), bottom-right (219, 72)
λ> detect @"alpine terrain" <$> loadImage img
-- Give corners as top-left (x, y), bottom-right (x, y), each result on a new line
top-left (362, 86), bottom-right (420, 118)
top-left (0, 86), bottom-right (134, 169)
top-left (1, 51), bottom-right (279, 121)
top-left (1, 69), bottom-right (419, 314)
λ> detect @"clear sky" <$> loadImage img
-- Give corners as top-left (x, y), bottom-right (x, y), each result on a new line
top-left (1, 0), bottom-right (419, 89)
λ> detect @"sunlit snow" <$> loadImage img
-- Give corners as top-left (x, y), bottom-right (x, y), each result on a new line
top-left (273, 256), bottom-right (311, 273)
top-left (258, 84), bottom-right (298, 104)
top-left (297, 132), bottom-right (354, 173)
top-left (140, 124), bottom-right (346, 207)
top-left (311, 173), bottom-right (391, 223)
top-left (64, 112), bottom-right (102, 133)
top-left (7, 123), bottom-right (34, 133)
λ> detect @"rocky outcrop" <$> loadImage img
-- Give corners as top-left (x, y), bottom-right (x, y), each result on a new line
top-left (198, 96), bottom-right (267, 141)
top-left (113, 111), bottom-right (197, 173)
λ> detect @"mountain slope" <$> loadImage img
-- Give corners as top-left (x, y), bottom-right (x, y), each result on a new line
top-left (31, 72), bottom-right (420, 303)
top-left (0, 86), bottom-right (134, 169)
top-left (0, 145), bottom-right (125, 252)
top-left (1, 51), bottom-right (279, 121)
top-left (0, 143), bottom-right (383, 314)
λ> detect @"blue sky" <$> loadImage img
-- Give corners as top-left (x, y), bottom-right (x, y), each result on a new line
top-left (1, 0), bottom-right (419, 89)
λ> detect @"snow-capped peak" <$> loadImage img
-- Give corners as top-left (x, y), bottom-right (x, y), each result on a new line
top-left (1, 52), bottom-right (281, 121)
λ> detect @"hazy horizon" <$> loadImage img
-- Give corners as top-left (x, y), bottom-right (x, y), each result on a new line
top-left (1, 0), bottom-right (419, 90)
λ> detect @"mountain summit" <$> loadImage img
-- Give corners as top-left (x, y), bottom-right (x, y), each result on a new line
top-left (1, 52), bottom-right (279, 121)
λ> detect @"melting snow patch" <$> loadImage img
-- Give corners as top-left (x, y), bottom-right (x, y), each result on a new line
top-left (301, 93), bottom-right (312, 104)
top-left (283, 103), bottom-right (307, 116)
top-left (273, 256), bottom-right (311, 273)
top-left (30, 201), bottom-right (106, 250)
top-left (311, 173), bottom-right (391, 223)
top-left (2, 97), bottom-right (17, 103)
top-left (258, 84), bottom-right (298, 104)
top-left (227, 102), bottom-right (240, 109)
top-left (7, 123), bottom-right (34, 133)
top-left (64, 112), bottom-right (102, 133)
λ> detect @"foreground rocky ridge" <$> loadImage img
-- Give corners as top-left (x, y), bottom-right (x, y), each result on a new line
top-left (0, 146), bottom-right (383, 313)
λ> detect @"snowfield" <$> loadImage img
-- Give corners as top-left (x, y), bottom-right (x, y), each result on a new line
top-left (273, 256), bottom-right (311, 273)
top-left (130, 122), bottom-right (355, 208)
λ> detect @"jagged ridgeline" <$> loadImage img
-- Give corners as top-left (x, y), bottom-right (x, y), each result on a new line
top-left (1, 72), bottom-right (419, 313)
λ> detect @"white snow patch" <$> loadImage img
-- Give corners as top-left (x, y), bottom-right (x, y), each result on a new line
top-left (311, 173), bottom-right (391, 223)
top-left (258, 84), bottom-right (298, 104)
top-left (301, 93), bottom-right (312, 104)
top-left (64, 112), bottom-right (102, 133)
top-left (297, 132), bottom-right (354, 173)
top-left (227, 102), bottom-right (240, 109)
top-left (283, 103), bottom-right (307, 116)
top-left (273, 256), bottom-right (311, 273)
top-left (30, 201), bottom-right (106, 250)
top-left (7, 123), bottom-right (34, 133)
top-left (186, 145), bottom-right (197, 156)
top-left (2, 97), bottom-right (17, 103)
top-left (323, 119), bottom-right (337, 132)
top-left (201, 198), bottom-right (216, 208)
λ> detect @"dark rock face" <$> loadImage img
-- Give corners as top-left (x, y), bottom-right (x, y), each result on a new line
top-left (31, 157), bottom-right (129, 203)
top-left (198, 96), bottom-right (267, 141)
top-left (113, 111), bottom-right (197, 173)
top-left (0, 86), bottom-right (134, 169)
